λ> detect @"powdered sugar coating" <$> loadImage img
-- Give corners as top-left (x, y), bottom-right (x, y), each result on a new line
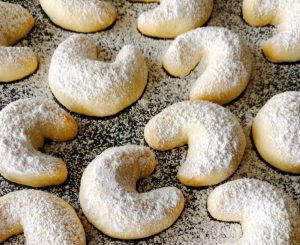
top-left (208, 178), bottom-right (300, 245)
top-left (39, 0), bottom-right (116, 32)
top-left (0, 2), bottom-right (37, 82)
top-left (0, 189), bottom-right (85, 244)
top-left (163, 27), bottom-right (253, 104)
top-left (136, 0), bottom-right (214, 38)
top-left (253, 91), bottom-right (300, 173)
top-left (243, 0), bottom-right (300, 62)
top-left (0, 98), bottom-right (77, 187)
top-left (80, 145), bottom-right (184, 239)
top-left (144, 101), bottom-right (246, 186)
top-left (49, 34), bottom-right (148, 117)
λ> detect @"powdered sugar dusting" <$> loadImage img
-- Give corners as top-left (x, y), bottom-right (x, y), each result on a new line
top-left (163, 27), bottom-right (253, 103)
top-left (145, 101), bottom-right (246, 179)
top-left (208, 179), bottom-right (300, 245)
top-left (0, 98), bottom-right (75, 177)
top-left (0, 190), bottom-right (85, 244)
top-left (80, 145), bottom-right (183, 237)
top-left (259, 91), bottom-right (300, 166)
top-left (49, 34), bottom-right (148, 116)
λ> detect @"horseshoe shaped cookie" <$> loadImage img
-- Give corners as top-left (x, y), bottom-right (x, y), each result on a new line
top-left (0, 98), bottom-right (78, 187)
top-left (243, 0), bottom-right (300, 62)
top-left (39, 0), bottom-right (116, 32)
top-left (252, 91), bottom-right (300, 174)
top-left (0, 190), bottom-right (86, 244)
top-left (80, 145), bottom-right (185, 239)
top-left (208, 179), bottom-right (300, 245)
top-left (0, 2), bottom-right (38, 82)
top-left (163, 27), bottom-right (253, 105)
top-left (49, 35), bottom-right (148, 117)
top-left (144, 101), bottom-right (246, 186)
top-left (135, 0), bottom-right (214, 38)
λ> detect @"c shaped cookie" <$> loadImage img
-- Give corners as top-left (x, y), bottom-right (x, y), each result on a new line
top-left (243, 0), bottom-right (300, 62)
top-left (80, 145), bottom-right (185, 239)
top-left (135, 0), bottom-right (214, 38)
top-left (144, 101), bottom-right (246, 186)
top-left (0, 190), bottom-right (86, 244)
top-left (39, 0), bottom-right (116, 32)
top-left (163, 27), bottom-right (253, 105)
top-left (0, 98), bottom-right (78, 187)
top-left (252, 91), bottom-right (300, 174)
top-left (0, 2), bottom-right (38, 82)
top-left (208, 179), bottom-right (300, 245)
top-left (49, 35), bottom-right (148, 117)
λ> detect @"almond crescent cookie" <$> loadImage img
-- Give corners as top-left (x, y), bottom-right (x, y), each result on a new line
top-left (80, 145), bottom-right (185, 239)
top-left (49, 35), bottom-right (148, 117)
top-left (144, 101), bottom-right (246, 186)
top-left (243, 0), bottom-right (300, 62)
top-left (208, 179), bottom-right (300, 245)
top-left (0, 190), bottom-right (86, 244)
top-left (0, 98), bottom-right (78, 187)
top-left (0, 2), bottom-right (38, 82)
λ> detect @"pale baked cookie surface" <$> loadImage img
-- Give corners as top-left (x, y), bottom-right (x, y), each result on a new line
top-left (163, 27), bottom-right (253, 105)
top-left (208, 179), bottom-right (300, 245)
top-left (80, 145), bottom-right (185, 239)
top-left (243, 0), bottom-right (300, 62)
top-left (144, 101), bottom-right (246, 186)
top-left (0, 98), bottom-right (78, 187)
top-left (0, 190), bottom-right (86, 245)
top-left (252, 91), bottom-right (300, 174)
top-left (49, 35), bottom-right (148, 117)
top-left (39, 0), bottom-right (116, 33)
top-left (0, 2), bottom-right (37, 82)
top-left (135, 0), bottom-right (214, 38)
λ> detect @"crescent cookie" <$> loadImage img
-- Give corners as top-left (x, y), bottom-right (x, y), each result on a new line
top-left (80, 145), bottom-right (185, 239)
top-left (0, 190), bottom-right (86, 244)
top-left (0, 2), bottom-right (38, 82)
top-left (144, 101), bottom-right (246, 187)
top-left (243, 0), bottom-right (300, 62)
top-left (208, 179), bottom-right (300, 245)
top-left (49, 35), bottom-right (148, 117)
top-left (135, 0), bottom-right (214, 38)
top-left (252, 91), bottom-right (300, 174)
top-left (39, 0), bottom-right (116, 33)
top-left (0, 98), bottom-right (78, 187)
top-left (163, 27), bottom-right (253, 105)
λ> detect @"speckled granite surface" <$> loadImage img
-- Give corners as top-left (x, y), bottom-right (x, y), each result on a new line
top-left (0, 0), bottom-right (299, 244)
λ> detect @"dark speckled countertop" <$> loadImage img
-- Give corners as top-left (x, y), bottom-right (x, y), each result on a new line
top-left (0, 0), bottom-right (299, 244)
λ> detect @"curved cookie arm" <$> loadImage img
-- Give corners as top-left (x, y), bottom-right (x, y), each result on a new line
top-left (208, 179), bottom-right (300, 245)
top-left (49, 35), bottom-right (148, 117)
top-left (0, 190), bottom-right (86, 244)
top-left (163, 27), bottom-right (253, 105)
top-left (243, 0), bottom-right (300, 62)
top-left (0, 2), bottom-right (38, 82)
top-left (144, 101), bottom-right (246, 186)
top-left (80, 145), bottom-right (185, 239)
top-left (39, 0), bottom-right (116, 32)
top-left (134, 0), bottom-right (213, 38)
top-left (0, 98), bottom-right (78, 187)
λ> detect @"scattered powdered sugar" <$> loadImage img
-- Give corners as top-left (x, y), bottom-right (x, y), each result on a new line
top-left (137, 0), bottom-right (213, 26)
top-left (260, 91), bottom-right (300, 166)
top-left (163, 27), bottom-right (253, 101)
top-left (145, 101), bottom-right (246, 179)
top-left (49, 34), bottom-right (148, 115)
top-left (0, 189), bottom-right (85, 244)
top-left (208, 178), bottom-right (300, 245)
top-left (0, 98), bottom-right (74, 176)
top-left (80, 145), bottom-right (183, 236)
